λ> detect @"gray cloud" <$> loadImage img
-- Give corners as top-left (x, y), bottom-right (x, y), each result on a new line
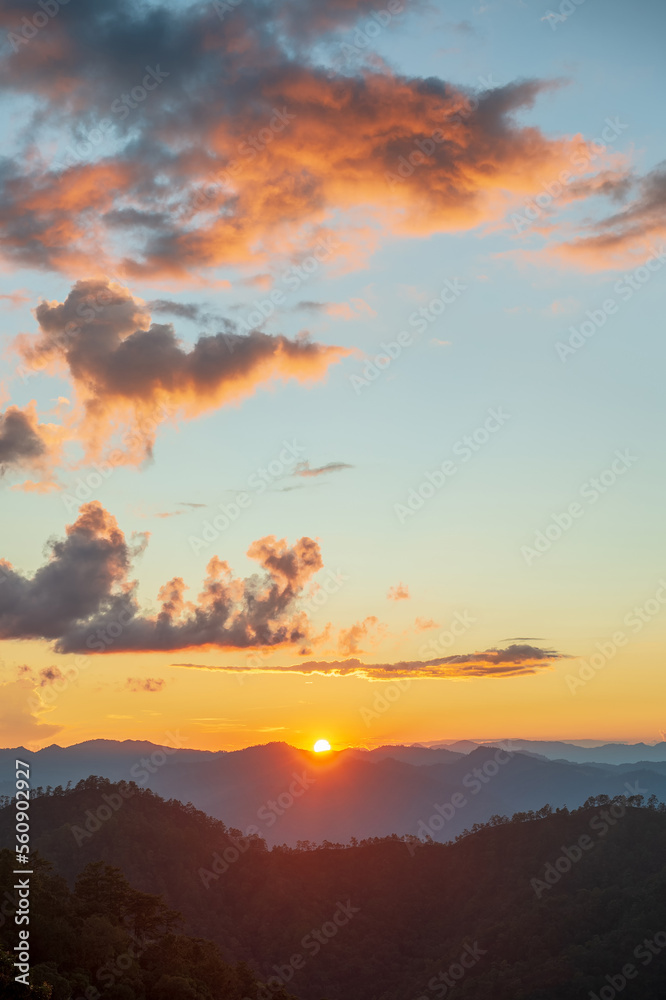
top-left (16, 278), bottom-right (348, 466)
top-left (0, 405), bottom-right (48, 473)
top-left (172, 644), bottom-right (570, 679)
top-left (555, 162), bottom-right (666, 266)
top-left (0, 501), bottom-right (323, 653)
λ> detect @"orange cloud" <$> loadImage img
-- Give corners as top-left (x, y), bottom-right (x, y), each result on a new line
top-left (0, 678), bottom-right (63, 745)
top-left (0, 501), bottom-right (324, 653)
top-left (13, 278), bottom-right (349, 471)
top-left (0, 290), bottom-right (30, 308)
top-left (173, 643), bottom-right (570, 679)
top-left (0, 0), bottom-right (630, 283)
top-left (549, 164), bottom-right (666, 270)
top-left (338, 615), bottom-right (386, 655)
top-left (324, 299), bottom-right (377, 321)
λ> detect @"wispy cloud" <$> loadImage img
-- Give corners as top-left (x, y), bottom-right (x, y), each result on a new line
top-left (126, 678), bottom-right (166, 693)
top-left (172, 644), bottom-right (570, 680)
top-left (294, 461), bottom-right (353, 478)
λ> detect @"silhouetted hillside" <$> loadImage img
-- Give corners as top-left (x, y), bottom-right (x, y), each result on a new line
top-left (2, 741), bottom-right (665, 845)
top-left (1, 780), bottom-right (665, 999)
top-left (0, 846), bottom-right (296, 1000)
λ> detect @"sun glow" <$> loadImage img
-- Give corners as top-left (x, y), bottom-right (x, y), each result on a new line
top-left (313, 739), bottom-right (331, 753)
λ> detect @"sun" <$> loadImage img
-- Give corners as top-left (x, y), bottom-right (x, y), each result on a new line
top-left (313, 739), bottom-right (331, 753)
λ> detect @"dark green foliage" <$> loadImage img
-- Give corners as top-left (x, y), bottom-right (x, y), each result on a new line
top-left (1, 779), bottom-right (665, 999)
top-left (0, 844), bottom-right (295, 1000)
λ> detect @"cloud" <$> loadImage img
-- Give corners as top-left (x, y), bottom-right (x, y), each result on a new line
top-left (0, 678), bottom-right (63, 745)
top-left (0, 290), bottom-right (30, 308)
top-left (294, 461), bottom-right (352, 478)
top-left (0, 405), bottom-right (47, 469)
top-left (323, 299), bottom-right (377, 321)
top-left (147, 300), bottom-right (215, 323)
top-left (551, 163), bottom-right (666, 270)
top-left (502, 636), bottom-right (542, 642)
top-left (415, 617), bottom-right (438, 631)
top-left (173, 644), bottom-right (570, 679)
top-left (0, 501), bottom-right (323, 653)
top-left (387, 583), bottom-right (410, 601)
top-left (0, 1), bottom-right (628, 279)
top-left (15, 664), bottom-right (67, 687)
top-left (126, 677), bottom-right (165, 693)
top-left (445, 20), bottom-right (477, 34)
top-left (0, 403), bottom-right (63, 490)
top-left (295, 301), bottom-right (327, 312)
top-left (0, 501), bottom-right (139, 643)
top-left (37, 665), bottom-right (65, 686)
top-left (338, 616), bottom-right (385, 655)
top-left (15, 278), bottom-right (349, 467)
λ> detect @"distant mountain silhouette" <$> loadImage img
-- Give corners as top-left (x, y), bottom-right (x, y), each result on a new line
top-left (2, 740), bottom-right (665, 845)
top-left (430, 738), bottom-right (666, 764)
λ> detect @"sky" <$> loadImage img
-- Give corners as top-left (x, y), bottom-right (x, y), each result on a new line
top-left (0, 0), bottom-right (665, 752)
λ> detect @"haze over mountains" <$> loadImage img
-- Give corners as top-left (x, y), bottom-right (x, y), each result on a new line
top-left (3, 739), bottom-right (665, 846)
top-left (2, 781), bottom-right (665, 1000)
top-left (436, 739), bottom-right (666, 764)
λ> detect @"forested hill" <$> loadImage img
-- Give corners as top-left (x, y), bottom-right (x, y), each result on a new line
top-left (0, 848), bottom-right (296, 1000)
top-left (1, 779), bottom-right (665, 1000)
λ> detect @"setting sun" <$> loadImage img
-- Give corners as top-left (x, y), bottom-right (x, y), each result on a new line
top-left (313, 739), bottom-right (331, 753)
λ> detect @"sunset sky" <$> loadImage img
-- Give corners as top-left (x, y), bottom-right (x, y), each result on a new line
top-left (1, 0), bottom-right (665, 751)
